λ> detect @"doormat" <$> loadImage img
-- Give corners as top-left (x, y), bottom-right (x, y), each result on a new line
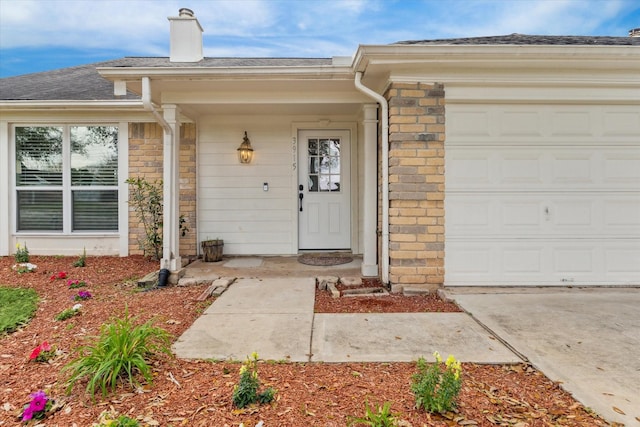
top-left (298, 253), bottom-right (353, 266)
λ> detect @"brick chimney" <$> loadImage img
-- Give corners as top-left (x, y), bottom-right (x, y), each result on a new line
top-left (168, 8), bottom-right (203, 62)
top-left (630, 28), bottom-right (640, 37)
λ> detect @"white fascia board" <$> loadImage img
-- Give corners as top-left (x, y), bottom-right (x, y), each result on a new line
top-left (97, 66), bottom-right (354, 80)
top-left (0, 100), bottom-right (144, 111)
top-left (353, 44), bottom-right (640, 72)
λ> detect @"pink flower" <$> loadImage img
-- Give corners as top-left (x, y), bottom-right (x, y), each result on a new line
top-left (21, 405), bottom-right (33, 421)
top-left (50, 271), bottom-right (67, 281)
top-left (29, 342), bottom-right (52, 360)
top-left (29, 391), bottom-right (47, 412)
top-left (29, 346), bottom-right (41, 360)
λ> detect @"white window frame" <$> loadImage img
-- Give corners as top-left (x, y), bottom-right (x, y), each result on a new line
top-left (11, 123), bottom-right (121, 235)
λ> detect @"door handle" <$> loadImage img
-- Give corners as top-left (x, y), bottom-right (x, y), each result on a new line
top-left (299, 192), bottom-right (304, 212)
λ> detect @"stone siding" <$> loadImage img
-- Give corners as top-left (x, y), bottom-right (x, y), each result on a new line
top-left (385, 82), bottom-right (445, 291)
top-left (127, 122), bottom-right (197, 258)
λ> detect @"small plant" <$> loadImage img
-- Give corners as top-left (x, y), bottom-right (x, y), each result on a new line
top-left (67, 279), bottom-right (87, 289)
top-left (126, 177), bottom-right (163, 260)
top-left (12, 262), bottom-right (37, 274)
top-left (29, 341), bottom-right (57, 363)
top-left (411, 352), bottom-right (462, 414)
top-left (232, 352), bottom-right (276, 408)
top-left (95, 410), bottom-right (140, 427)
top-left (73, 247), bottom-right (87, 267)
top-left (74, 290), bottom-right (92, 301)
top-left (50, 271), bottom-right (67, 281)
top-left (63, 309), bottom-right (171, 398)
top-left (21, 390), bottom-right (53, 422)
top-left (348, 400), bottom-right (398, 427)
top-left (55, 304), bottom-right (83, 321)
top-left (14, 242), bottom-right (29, 263)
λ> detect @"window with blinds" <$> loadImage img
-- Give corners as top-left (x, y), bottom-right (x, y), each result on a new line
top-left (15, 125), bottom-right (119, 233)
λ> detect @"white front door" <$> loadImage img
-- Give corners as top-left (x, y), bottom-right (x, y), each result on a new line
top-left (298, 130), bottom-right (351, 250)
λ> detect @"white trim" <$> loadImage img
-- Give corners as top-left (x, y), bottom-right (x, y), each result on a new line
top-left (0, 100), bottom-right (144, 110)
top-left (0, 121), bottom-right (9, 256)
top-left (10, 123), bottom-right (123, 248)
top-left (118, 122), bottom-right (129, 256)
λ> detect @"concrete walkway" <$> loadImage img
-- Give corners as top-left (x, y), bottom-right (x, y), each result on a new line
top-left (172, 277), bottom-right (520, 364)
top-left (172, 269), bottom-right (640, 425)
top-left (448, 288), bottom-right (640, 426)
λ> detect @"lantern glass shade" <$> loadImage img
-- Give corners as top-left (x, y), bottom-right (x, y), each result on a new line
top-left (237, 131), bottom-right (254, 164)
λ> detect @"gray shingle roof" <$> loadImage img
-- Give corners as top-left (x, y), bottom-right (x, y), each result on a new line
top-left (395, 34), bottom-right (640, 46)
top-left (0, 57), bottom-right (333, 101)
top-left (0, 61), bottom-right (139, 101)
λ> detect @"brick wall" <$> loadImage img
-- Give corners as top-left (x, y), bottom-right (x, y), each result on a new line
top-left (127, 122), bottom-right (197, 258)
top-left (385, 82), bottom-right (445, 291)
top-left (179, 124), bottom-right (197, 258)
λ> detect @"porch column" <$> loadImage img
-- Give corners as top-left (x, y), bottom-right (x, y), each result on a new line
top-left (161, 104), bottom-right (181, 271)
top-left (361, 104), bottom-right (379, 277)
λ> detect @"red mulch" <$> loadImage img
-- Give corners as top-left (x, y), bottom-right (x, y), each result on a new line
top-left (0, 256), bottom-right (611, 426)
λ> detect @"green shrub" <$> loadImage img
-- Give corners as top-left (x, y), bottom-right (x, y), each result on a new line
top-left (232, 352), bottom-right (275, 408)
top-left (0, 287), bottom-right (38, 335)
top-left (347, 401), bottom-right (398, 426)
top-left (63, 309), bottom-right (171, 398)
top-left (411, 352), bottom-right (462, 413)
top-left (125, 177), bottom-right (164, 260)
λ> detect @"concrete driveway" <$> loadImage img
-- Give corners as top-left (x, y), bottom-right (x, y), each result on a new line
top-left (448, 288), bottom-right (640, 426)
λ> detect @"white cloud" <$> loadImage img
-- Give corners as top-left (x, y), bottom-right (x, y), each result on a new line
top-left (0, 0), bottom-right (636, 62)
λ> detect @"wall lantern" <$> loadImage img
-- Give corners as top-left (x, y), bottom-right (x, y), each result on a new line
top-left (237, 131), bottom-right (254, 164)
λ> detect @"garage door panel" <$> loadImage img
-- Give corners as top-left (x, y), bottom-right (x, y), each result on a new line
top-left (551, 111), bottom-right (592, 136)
top-left (552, 156), bottom-right (593, 183)
top-left (604, 200), bottom-right (640, 228)
top-left (603, 155), bottom-right (640, 183)
top-left (553, 247), bottom-right (596, 275)
top-left (447, 198), bottom-right (492, 230)
top-left (501, 111), bottom-right (541, 136)
top-left (446, 103), bottom-right (640, 286)
top-left (502, 247), bottom-right (543, 274)
top-left (447, 240), bottom-right (638, 285)
top-left (605, 245), bottom-right (640, 274)
top-left (603, 111), bottom-right (640, 136)
top-left (501, 155), bottom-right (543, 183)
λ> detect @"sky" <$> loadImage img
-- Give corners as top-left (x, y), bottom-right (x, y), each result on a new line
top-left (1, 0), bottom-right (639, 78)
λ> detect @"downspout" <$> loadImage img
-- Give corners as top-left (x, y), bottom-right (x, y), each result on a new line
top-left (142, 77), bottom-right (172, 135)
top-left (354, 71), bottom-right (389, 285)
top-left (141, 77), bottom-right (173, 270)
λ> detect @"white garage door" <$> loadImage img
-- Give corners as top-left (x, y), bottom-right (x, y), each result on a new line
top-left (445, 104), bottom-right (640, 286)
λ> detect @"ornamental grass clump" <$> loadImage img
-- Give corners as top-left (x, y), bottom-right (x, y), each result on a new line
top-left (411, 352), bottom-right (462, 414)
top-left (63, 309), bottom-right (171, 398)
top-left (232, 352), bottom-right (276, 408)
